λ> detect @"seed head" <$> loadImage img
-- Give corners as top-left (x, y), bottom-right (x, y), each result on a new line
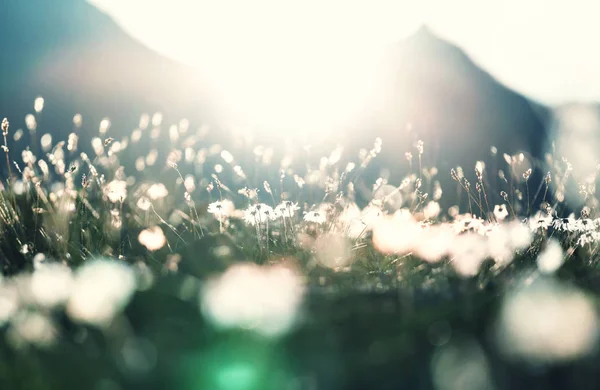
top-left (450, 168), bottom-right (459, 181)
top-left (416, 140), bottom-right (424, 155)
top-left (415, 178), bottom-right (422, 190)
top-left (463, 178), bottom-right (470, 190)
top-left (1, 118), bottom-right (8, 136)
top-left (263, 181), bottom-right (272, 194)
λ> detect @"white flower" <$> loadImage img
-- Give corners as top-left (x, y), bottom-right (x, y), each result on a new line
top-left (66, 259), bottom-right (136, 327)
top-left (453, 214), bottom-right (486, 235)
top-left (136, 196), bottom-right (152, 211)
top-left (361, 205), bottom-right (383, 228)
top-left (553, 217), bottom-right (577, 232)
top-left (528, 212), bottom-right (553, 231)
top-left (274, 201), bottom-right (300, 219)
top-left (493, 204), bottom-right (509, 222)
top-left (537, 239), bottom-right (564, 274)
top-left (449, 233), bottom-right (489, 276)
top-left (8, 311), bottom-right (56, 348)
top-left (146, 183), bottom-right (169, 200)
top-left (496, 279), bottom-right (598, 363)
top-left (30, 264), bottom-right (73, 308)
top-left (138, 226), bottom-right (166, 251)
top-left (578, 231), bottom-right (600, 247)
top-left (201, 263), bottom-right (305, 337)
top-left (207, 200), bottom-right (235, 219)
top-left (574, 218), bottom-right (595, 232)
top-left (0, 283), bottom-right (18, 326)
top-left (104, 179), bottom-right (127, 203)
top-left (423, 201), bottom-right (441, 220)
top-left (243, 204), bottom-right (275, 226)
top-left (304, 210), bottom-right (326, 224)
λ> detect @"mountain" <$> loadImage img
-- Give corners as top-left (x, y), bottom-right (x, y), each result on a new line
top-left (0, 0), bottom-right (215, 140)
top-left (0, 2), bottom-right (552, 209)
top-left (341, 26), bottom-right (552, 206)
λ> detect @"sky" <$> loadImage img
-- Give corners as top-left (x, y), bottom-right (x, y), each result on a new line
top-left (90, 0), bottom-right (600, 105)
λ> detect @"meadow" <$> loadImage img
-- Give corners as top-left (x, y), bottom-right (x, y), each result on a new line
top-left (0, 102), bottom-right (599, 389)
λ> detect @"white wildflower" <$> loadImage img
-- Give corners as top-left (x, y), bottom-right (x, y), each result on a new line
top-left (361, 205), bottom-right (383, 228)
top-left (136, 196), bottom-right (152, 211)
top-left (537, 240), bottom-right (564, 274)
top-left (496, 279), bottom-right (599, 363)
top-left (104, 179), bottom-right (127, 203)
top-left (0, 283), bottom-right (18, 326)
top-left (274, 201), bottom-right (300, 219)
top-left (146, 183), bottom-right (169, 200)
top-left (449, 233), bottom-right (488, 277)
top-left (201, 263), bottom-right (305, 337)
top-left (493, 204), bottom-right (509, 222)
top-left (423, 201), bottom-right (441, 220)
top-left (574, 218), bottom-right (595, 233)
top-left (207, 200), bottom-right (235, 219)
top-left (243, 204), bottom-right (275, 226)
top-left (578, 231), bottom-right (600, 247)
top-left (8, 311), bottom-right (56, 348)
top-left (528, 212), bottom-right (553, 232)
top-left (138, 226), bottom-right (166, 251)
top-left (552, 217), bottom-right (577, 232)
top-left (303, 210), bottom-right (326, 224)
top-left (66, 259), bottom-right (136, 327)
top-left (30, 264), bottom-right (73, 308)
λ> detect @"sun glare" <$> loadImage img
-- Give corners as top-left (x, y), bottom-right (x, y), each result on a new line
top-left (89, 0), bottom-right (425, 133)
top-left (92, 0), bottom-right (600, 126)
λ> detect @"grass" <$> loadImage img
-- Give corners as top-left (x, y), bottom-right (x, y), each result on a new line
top-left (0, 106), bottom-right (600, 389)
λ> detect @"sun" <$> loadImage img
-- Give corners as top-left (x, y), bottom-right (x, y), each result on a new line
top-left (89, 0), bottom-right (424, 134)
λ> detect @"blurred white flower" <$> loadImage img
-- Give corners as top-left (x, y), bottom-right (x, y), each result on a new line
top-left (414, 224), bottom-right (454, 263)
top-left (146, 183), bottom-right (169, 200)
top-left (30, 264), bottom-right (73, 308)
top-left (537, 240), bottom-right (565, 274)
top-left (104, 179), bottom-right (127, 203)
top-left (449, 233), bottom-right (488, 277)
top-left (0, 282), bottom-right (18, 326)
top-left (373, 215), bottom-right (420, 255)
top-left (201, 263), bottom-right (305, 337)
top-left (496, 278), bottom-right (599, 363)
top-left (138, 226), bottom-right (166, 251)
top-left (314, 233), bottom-right (352, 269)
top-left (7, 311), bottom-right (56, 348)
top-left (207, 199), bottom-right (235, 219)
top-left (506, 221), bottom-right (533, 251)
top-left (274, 201), bottom-right (300, 219)
top-left (136, 196), bottom-right (152, 211)
top-left (67, 259), bottom-right (137, 327)
top-left (493, 204), bottom-right (509, 222)
top-left (361, 205), bottom-right (383, 228)
top-left (423, 201), bottom-right (441, 220)
top-left (453, 214), bottom-right (486, 235)
top-left (303, 210), bottom-right (326, 224)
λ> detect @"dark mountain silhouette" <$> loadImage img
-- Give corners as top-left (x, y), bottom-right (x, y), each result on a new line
top-left (1, 0), bottom-right (215, 142)
top-left (0, 1), bottom-right (552, 210)
top-left (340, 26), bottom-right (552, 207)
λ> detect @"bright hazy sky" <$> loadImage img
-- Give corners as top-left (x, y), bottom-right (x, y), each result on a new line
top-left (90, 0), bottom-right (600, 105)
